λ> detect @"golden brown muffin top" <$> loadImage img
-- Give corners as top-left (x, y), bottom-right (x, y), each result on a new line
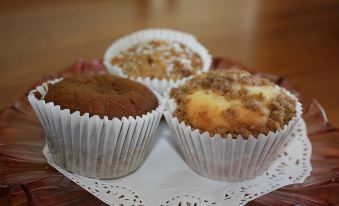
top-left (110, 40), bottom-right (203, 80)
top-left (43, 74), bottom-right (158, 119)
top-left (170, 69), bottom-right (297, 138)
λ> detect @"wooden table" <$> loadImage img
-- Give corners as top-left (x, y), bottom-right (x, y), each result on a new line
top-left (1, 0), bottom-right (338, 126)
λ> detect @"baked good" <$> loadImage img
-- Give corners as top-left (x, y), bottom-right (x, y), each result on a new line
top-left (170, 69), bottom-right (297, 138)
top-left (28, 74), bottom-right (163, 179)
top-left (165, 69), bottom-right (301, 181)
top-left (110, 40), bottom-right (203, 80)
top-left (104, 29), bottom-right (212, 93)
top-left (44, 74), bottom-right (158, 119)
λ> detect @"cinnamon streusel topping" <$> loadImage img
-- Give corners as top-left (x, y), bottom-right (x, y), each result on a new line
top-left (111, 40), bottom-right (203, 80)
top-left (170, 69), bottom-right (297, 138)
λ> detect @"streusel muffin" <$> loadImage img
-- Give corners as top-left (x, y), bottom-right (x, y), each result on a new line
top-left (164, 69), bottom-right (302, 181)
top-left (104, 29), bottom-right (211, 93)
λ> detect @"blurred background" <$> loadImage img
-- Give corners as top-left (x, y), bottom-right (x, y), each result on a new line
top-left (0, 0), bottom-right (338, 125)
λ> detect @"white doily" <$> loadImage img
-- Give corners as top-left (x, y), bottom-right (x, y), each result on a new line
top-left (43, 119), bottom-right (312, 206)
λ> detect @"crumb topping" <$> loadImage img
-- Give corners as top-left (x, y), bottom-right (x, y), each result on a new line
top-left (170, 69), bottom-right (297, 138)
top-left (110, 40), bottom-right (203, 80)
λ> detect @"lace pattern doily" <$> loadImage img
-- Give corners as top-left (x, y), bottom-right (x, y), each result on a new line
top-left (43, 119), bottom-right (312, 206)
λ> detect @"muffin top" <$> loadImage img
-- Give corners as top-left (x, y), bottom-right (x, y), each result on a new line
top-left (43, 74), bottom-right (159, 119)
top-left (110, 40), bottom-right (203, 80)
top-left (170, 69), bottom-right (297, 138)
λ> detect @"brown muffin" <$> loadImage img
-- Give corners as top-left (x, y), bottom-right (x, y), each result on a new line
top-left (170, 69), bottom-right (297, 138)
top-left (110, 40), bottom-right (203, 80)
top-left (43, 74), bottom-right (158, 119)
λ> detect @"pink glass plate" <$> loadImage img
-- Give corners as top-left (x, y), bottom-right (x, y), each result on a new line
top-left (0, 58), bottom-right (338, 206)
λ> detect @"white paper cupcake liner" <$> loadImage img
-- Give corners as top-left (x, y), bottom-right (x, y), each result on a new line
top-left (164, 90), bottom-right (302, 181)
top-left (28, 78), bottom-right (164, 179)
top-left (103, 28), bottom-right (212, 93)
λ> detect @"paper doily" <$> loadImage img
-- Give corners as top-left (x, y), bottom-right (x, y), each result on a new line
top-left (43, 118), bottom-right (312, 206)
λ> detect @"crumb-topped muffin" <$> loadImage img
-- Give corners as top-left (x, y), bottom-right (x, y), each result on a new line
top-left (110, 40), bottom-right (203, 80)
top-left (165, 69), bottom-right (301, 181)
top-left (44, 74), bottom-right (158, 119)
top-left (104, 29), bottom-right (211, 93)
top-left (170, 69), bottom-right (297, 138)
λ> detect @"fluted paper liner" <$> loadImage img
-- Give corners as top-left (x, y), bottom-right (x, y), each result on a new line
top-left (164, 90), bottom-right (302, 181)
top-left (28, 78), bottom-right (164, 179)
top-left (104, 28), bottom-right (212, 93)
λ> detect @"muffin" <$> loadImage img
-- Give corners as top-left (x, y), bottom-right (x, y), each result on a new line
top-left (28, 74), bottom-right (163, 179)
top-left (164, 69), bottom-right (302, 181)
top-left (104, 29), bottom-right (211, 93)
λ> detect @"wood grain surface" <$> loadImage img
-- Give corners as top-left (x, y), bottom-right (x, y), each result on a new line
top-left (0, 0), bottom-right (338, 126)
